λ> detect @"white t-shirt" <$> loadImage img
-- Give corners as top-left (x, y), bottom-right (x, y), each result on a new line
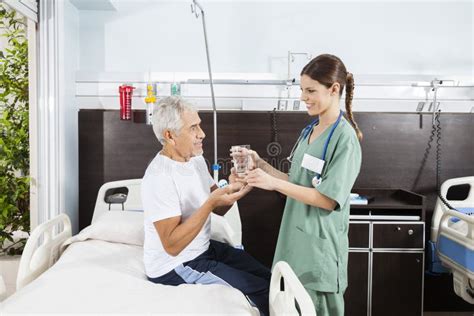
top-left (141, 153), bottom-right (215, 278)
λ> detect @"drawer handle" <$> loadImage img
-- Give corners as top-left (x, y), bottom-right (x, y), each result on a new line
top-left (396, 226), bottom-right (401, 231)
top-left (408, 229), bottom-right (414, 235)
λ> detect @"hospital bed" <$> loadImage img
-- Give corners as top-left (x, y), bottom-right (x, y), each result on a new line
top-left (429, 176), bottom-right (474, 304)
top-left (1, 179), bottom-right (316, 315)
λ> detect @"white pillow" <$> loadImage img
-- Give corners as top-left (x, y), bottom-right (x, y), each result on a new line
top-left (77, 211), bottom-right (144, 246)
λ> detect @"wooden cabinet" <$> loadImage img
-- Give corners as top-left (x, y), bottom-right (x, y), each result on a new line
top-left (372, 252), bottom-right (424, 316)
top-left (344, 189), bottom-right (425, 316)
top-left (372, 223), bottom-right (424, 249)
top-left (345, 251), bottom-right (370, 315)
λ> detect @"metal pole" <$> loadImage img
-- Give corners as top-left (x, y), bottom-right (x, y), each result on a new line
top-left (192, 0), bottom-right (219, 182)
top-left (431, 79), bottom-right (440, 126)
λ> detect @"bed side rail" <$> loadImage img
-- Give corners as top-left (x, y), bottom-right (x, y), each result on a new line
top-left (439, 207), bottom-right (474, 242)
top-left (16, 214), bottom-right (72, 290)
top-left (431, 176), bottom-right (474, 242)
top-left (270, 261), bottom-right (316, 316)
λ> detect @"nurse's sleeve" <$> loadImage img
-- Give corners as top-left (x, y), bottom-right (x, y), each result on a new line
top-left (316, 134), bottom-right (361, 211)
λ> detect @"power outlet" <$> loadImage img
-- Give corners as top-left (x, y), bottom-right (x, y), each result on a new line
top-left (277, 100), bottom-right (288, 111)
top-left (293, 100), bottom-right (300, 110)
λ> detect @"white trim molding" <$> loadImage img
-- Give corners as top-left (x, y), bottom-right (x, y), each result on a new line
top-left (37, 0), bottom-right (61, 223)
top-left (1, 0), bottom-right (38, 22)
top-left (35, 0), bottom-right (79, 232)
top-left (27, 18), bottom-right (38, 231)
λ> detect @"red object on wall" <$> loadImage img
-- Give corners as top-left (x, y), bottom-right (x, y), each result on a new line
top-left (119, 85), bottom-right (135, 120)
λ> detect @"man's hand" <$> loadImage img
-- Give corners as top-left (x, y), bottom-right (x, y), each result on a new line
top-left (229, 167), bottom-right (253, 192)
top-left (208, 182), bottom-right (251, 208)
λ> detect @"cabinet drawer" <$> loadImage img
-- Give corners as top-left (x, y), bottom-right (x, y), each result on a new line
top-left (373, 223), bottom-right (424, 249)
top-left (349, 222), bottom-right (370, 248)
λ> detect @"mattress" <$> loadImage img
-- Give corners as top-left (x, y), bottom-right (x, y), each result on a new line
top-left (1, 239), bottom-right (258, 315)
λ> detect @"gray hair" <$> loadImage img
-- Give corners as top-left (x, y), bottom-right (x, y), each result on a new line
top-left (152, 96), bottom-right (197, 145)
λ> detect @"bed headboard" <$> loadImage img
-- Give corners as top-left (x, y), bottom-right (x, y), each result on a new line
top-left (91, 179), bottom-right (143, 223)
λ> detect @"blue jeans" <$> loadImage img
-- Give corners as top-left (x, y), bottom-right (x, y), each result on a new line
top-left (148, 240), bottom-right (271, 316)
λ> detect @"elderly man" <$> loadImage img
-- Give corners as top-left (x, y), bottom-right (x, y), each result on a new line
top-left (141, 96), bottom-right (270, 315)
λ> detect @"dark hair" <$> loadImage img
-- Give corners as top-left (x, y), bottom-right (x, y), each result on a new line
top-left (301, 54), bottom-right (363, 140)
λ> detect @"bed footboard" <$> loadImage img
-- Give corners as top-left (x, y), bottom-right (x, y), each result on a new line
top-left (16, 214), bottom-right (72, 290)
top-left (438, 208), bottom-right (474, 304)
top-left (270, 261), bottom-right (316, 316)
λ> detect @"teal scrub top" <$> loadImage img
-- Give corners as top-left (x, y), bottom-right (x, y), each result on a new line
top-left (273, 117), bottom-right (362, 293)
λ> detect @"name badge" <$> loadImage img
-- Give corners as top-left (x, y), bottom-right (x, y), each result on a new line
top-left (301, 153), bottom-right (325, 174)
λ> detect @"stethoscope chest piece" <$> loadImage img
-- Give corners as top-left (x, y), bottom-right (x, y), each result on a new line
top-left (312, 176), bottom-right (322, 188)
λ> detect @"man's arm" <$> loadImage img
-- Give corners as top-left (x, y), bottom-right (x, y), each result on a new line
top-left (154, 183), bottom-right (249, 256)
top-left (154, 199), bottom-right (214, 256)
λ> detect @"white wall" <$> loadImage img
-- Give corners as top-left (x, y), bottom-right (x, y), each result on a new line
top-left (72, 0), bottom-right (473, 112)
top-left (77, 0), bottom-right (473, 77)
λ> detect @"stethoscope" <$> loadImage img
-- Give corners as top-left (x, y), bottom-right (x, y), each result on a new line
top-left (287, 110), bottom-right (343, 187)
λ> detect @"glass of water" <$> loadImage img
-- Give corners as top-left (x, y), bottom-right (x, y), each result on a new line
top-left (231, 145), bottom-right (251, 177)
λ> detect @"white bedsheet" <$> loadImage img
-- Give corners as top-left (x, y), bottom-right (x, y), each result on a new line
top-left (1, 239), bottom-right (258, 315)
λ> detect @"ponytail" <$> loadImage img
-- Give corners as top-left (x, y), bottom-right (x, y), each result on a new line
top-left (344, 72), bottom-right (363, 141)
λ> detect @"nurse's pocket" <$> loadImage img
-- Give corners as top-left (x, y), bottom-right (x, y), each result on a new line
top-left (291, 226), bottom-right (330, 283)
top-left (301, 168), bottom-right (317, 187)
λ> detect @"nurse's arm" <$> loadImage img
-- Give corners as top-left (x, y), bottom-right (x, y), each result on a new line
top-left (255, 156), bottom-right (289, 181)
top-left (274, 179), bottom-right (337, 211)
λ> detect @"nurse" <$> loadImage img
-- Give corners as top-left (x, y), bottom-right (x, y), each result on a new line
top-left (234, 54), bottom-right (362, 315)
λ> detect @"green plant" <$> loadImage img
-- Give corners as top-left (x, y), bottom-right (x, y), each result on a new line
top-left (0, 4), bottom-right (29, 256)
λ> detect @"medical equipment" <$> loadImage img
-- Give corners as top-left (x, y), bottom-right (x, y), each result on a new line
top-left (286, 51), bottom-right (311, 98)
top-left (190, 1), bottom-right (220, 183)
top-left (217, 179), bottom-right (228, 188)
top-left (170, 82), bottom-right (181, 96)
top-left (413, 102), bottom-right (473, 303)
top-left (144, 82), bottom-right (156, 125)
top-left (287, 110), bottom-right (343, 186)
top-left (5, 179), bottom-right (316, 315)
top-left (429, 176), bottom-right (474, 304)
top-left (119, 84), bottom-right (134, 120)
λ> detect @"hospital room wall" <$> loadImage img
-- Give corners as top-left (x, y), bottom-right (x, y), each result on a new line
top-left (76, 1), bottom-right (473, 77)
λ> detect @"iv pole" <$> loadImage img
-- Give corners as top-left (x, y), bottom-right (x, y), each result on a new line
top-left (191, 1), bottom-right (220, 182)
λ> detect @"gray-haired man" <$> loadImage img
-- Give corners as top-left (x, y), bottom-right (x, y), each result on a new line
top-left (141, 97), bottom-right (270, 315)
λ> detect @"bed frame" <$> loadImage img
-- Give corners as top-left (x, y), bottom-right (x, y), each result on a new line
top-left (432, 176), bottom-right (474, 304)
top-left (16, 214), bottom-right (71, 290)
top-left (15, 179), bottom-right (316, 315)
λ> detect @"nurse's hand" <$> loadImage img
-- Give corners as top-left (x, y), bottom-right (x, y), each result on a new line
top-left (230, 147), bottom-right (260, 171)
top-left (245, 168), bottom-right (276, 191)
top-left (229, 167), bottom-right (251, 185)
